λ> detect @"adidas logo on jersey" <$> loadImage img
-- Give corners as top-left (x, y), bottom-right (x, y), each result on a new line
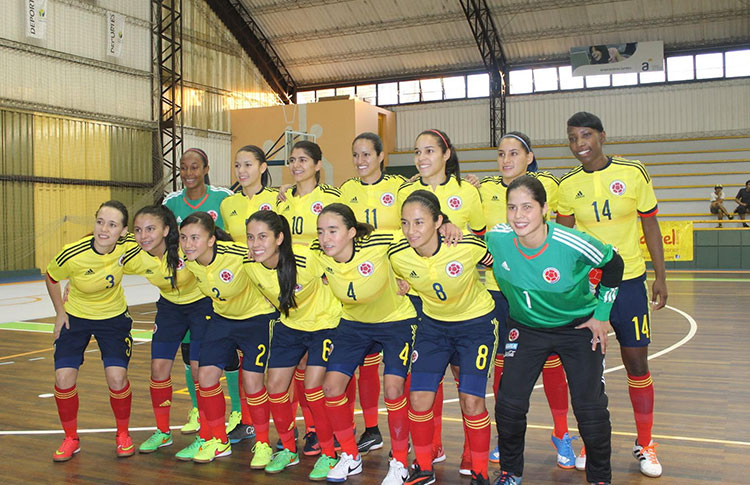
top-left (492, 195), bottom-right (499, 201)
top-left (230, 210), bottom-right (238, 216)
top-left (85, 269), bottom-right (95, 275)
top-left (575, 191), bottom-right (585, 199)
top-left (409, 270), bottom-right (419, 278)
top-left (350, 197), bottom-right (358, 203)
top-left (501, 261), bottom-right (510, 272)
top-left (145, 269), bottom-right (154, 275)
top-left (326, 267), bottom-right (334, 274)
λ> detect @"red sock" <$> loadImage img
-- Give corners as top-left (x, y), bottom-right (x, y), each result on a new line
top-left (358, 353), bottom-right (382, 429)
top-left (385, 394), bottom-right (409, 466)
top-left (409, 407), bottom-right (434, 471)
top-left (54, 385), bottom-right (79, 439)
top-left (246, 387), bottom-right (270, 444)
top-left (346, 375), bottom-right (357, 424)
top-left (324, 392), bottom-right (358, 457)
top-left (464, 410), bottom-right (491, 478)
top-left (432, 380), bottom-right (444, 448)
top-left (290, 379), bottom-right (300, 418)
top-left (294, 369), bottom-right (315, 432)
top-left (109, 381), bottom-right (132, 435)
top-left (628, 372), bottom-right (654, 446)
top-left (149, 377), bottom-right (172, 433)
top-left (543, 355), bottom-right (569, 439)
top-left (269, 391), bottom-right (296, 451)
top-left (493, 354), bottom-right (504, 399)
top-left (199, 383), bottom-right (227, 442)
top-left (196, 381), bottom-right (211, 441)
top-left (238, 365), bottom-right (253, 426)
top-left (306, 387), bottom-right (336, 457)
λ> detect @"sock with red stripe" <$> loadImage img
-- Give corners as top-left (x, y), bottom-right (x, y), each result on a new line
top-left (628, 372), bottom-right (654, 446)
top-left (346, 375), bottom-right (357, 423)
top-left (109, 381), bottom-right (132, 435)
top-left (493, 354), bottom-right (504, 399)
top-left (54, 385), bottom-right (79, 439)
top-left (246, 387), bottom-right (271, 444)
top-left (196, 381), bottom-right (212, 441)
top-left (464, 410), bottom-right (491, 478)
top-left (237, 366), bottom-right (253, 425)
top-left (358, 353), bottom-right (382, 429)
top-left (432, 380), bottom-right (444, 448)
top-left (268, 391), bottom-right (296, 452)
top-left (385, 394), bottom-right (409, 466)
top-left (294, 369), bottom-right (315, 432)
top-left (324, 392), bottom-right (358, 457)
top-left (306, 387), bottom-right (336, 457)
top-left (409, 407), bottom-right (434, 471)
top-left (149, 377), bottom-right (172, 433)
top-left (455, 380), bottom-right (470, 459)
top-left (199, 383), bottom-right (227, 442)
top-left (543, 355), bottom-right (570, 439)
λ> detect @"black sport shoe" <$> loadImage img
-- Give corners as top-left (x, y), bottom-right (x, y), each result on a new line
top-left (404, 464), bottom-right (435, 485)
top-left (275, 427), bottom-right (299, 450)
top-left (302, 431), bottom-right (321, 456)
top-left (357, 427), bottom-right (384, 454)
top-left (471, 471), bottom-right (490, 485)
top-left (228, 423), bottom-right (255, 444)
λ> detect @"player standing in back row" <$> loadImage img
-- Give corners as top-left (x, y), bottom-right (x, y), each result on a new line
top-left (556, 112), bottom-right (667, 478)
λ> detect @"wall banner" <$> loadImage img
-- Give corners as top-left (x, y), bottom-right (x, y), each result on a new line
top-left (26, 0), bottom-right (48, 39)
top-left (106, 11), bottom-right (125, 58)
top-left (639, 220), bottom-right (693, 262)
top-left (570, 41), bottom-right (664, 77)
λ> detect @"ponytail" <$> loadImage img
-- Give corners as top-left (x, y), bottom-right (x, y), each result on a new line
top-left (134, 205), bottom-right (180, 288)
top-left (419, 129), bottom-right (461, 185)
top-left (319, 203), bottom-right (374, 240)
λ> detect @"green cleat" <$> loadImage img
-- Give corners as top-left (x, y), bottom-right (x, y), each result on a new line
top-left (139, 431), bottom-right (172, 454)
top-left (175, 436), bottom-right (204, 461)
top-left (250, 441), bottom-right (274, 469)
top-left (193, 437), bottom-right (231, 464)
top-left (264, 448), bottom-right (299, 474)
top-left (180, 407), bottom-right (200, 434)
top-left (309, 454), bottom-right (338, 481)
top-left (225, 410), bottom-right (242, 434)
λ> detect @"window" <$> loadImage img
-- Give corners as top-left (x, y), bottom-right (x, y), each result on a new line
top-left (695, 53), bottom-right (723, 79)
top-left (725, 49), bottom-right (750, 77)
top-left (356, 84), bottom-right (376, 104)
top-left (377, 82), bottom-right (398, 105)
top-left (612, 72), bottom-right (638, 86)
top-left (533, 67), bottom-right (558, 92)
top-left (316, 88), bottom-right (335, 99)
top-left (421, 78), bottom-right (443, 101)
top-left (509, 69), bottom-right (533, 94)
top-left (640, 69), bottom-right (665, 84)
top-left (443, 76), bottom-right (466, 99)
top-left (667, 55), bottom-right (694, 81)
top-left (336, 86), bottom-right (355, 97)
top-left (467, 73), bottom-right (490, 97)
top-left (559, 66), bottom-right (583, 90)
top-left (296, 90), bottom-right (316, 104)
top-left (585, 74), bottom-right (610, 88)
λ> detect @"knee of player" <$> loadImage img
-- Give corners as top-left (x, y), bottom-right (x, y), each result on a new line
top-left (383, 381), bottom-right (405, 401)
top-left (459, 394), bottom-right (486, 416)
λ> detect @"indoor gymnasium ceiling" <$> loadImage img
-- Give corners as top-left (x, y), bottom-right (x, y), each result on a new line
top-left (238, 0), bottom-right (750, 88)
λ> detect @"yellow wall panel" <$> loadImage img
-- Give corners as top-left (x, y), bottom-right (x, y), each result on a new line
top-left (33, 115), bottom-right (62, 178)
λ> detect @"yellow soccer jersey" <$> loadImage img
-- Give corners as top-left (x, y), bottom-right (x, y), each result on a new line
top-left (277, 184), bottom-right (341, 245)
top-left (185, 241), bottom-right (274, 319)
top-left (557, 157), bottom-right (658, 280)
top-left (245, 245), bottom-right (341, 332)
top-left (308, 232), bottom-right (416, 324)
top-left (397, 175), bottom-right (485, 234)
top-left (121, 246), bottom-right (203, 305)
top-left (480, 171), bottom-right (559, 291)
top-left (46, 235), bottom-right (137, 319)
top-left (220, 187), bottom-right (279, 244)
top-left (388, 234), bottom-right (495, 322)
top-left (339, 174), bottom-right (406, 230)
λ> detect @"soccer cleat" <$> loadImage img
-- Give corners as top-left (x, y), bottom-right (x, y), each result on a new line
top-left (576, 445), bottom-right (586, 471)
top-left (53, 437), bottom-right (80, 462)
top-left (404, 464), bottom-right (435, 485)
top-left (228, 423), bottom-right (255, 444)
top-left (493, 471), bottom-right (522, 485)
top-left (432, 445), bottom-right (446, 464)
top-left (471, 471), bottom-right (490, 485)
top-left (250, 441), bottom-right (274, 469)
top-left (225, 410), bottom-right (242, 434)
top-left (116, 433), bottom-right (135, 458)
top-left (309, 454), bottom-right (338, 481)
top-left (459, 449), bottom-right (472, 476)
top-left (138, 430), bottom-right (173, 453)
top-left (192, 437), bottom-right (231, 463)
top-left (303, 430), bottom-right (321, 456)
top-left (175, 436), bottom-right (205, 461)
top-left (551, 432), bottom-right (577, 469)
top-left (490, 441), bottom-right (501, 463)
top-left (180, 407), bottom-right (200, 434)
top-left (327, 452), bottom-right (363, 482)
top-left (264, 448), bottom-right (299, 474)
top-left (381, 458), bottom-right (409, 485)
top-left (633, 439), bottom-right (662, 478)
top-left (589, 482), bottom-right (610, 485)
top-left (276, 426), bottom-right (299, 450)
top-left (357, 427), bottom-right (384, 454)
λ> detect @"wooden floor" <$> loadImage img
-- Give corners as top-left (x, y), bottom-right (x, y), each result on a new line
top-left (1, 271), bottom-right (748, 484)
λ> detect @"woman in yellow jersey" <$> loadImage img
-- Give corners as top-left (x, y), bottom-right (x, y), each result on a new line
top-left (309, 203), bottom-right (416, 485)
top-left (178, 212), bottom-right (278, 465)
top-left (45, 200), bottom-right (137, 462)
top-left (118, 205), bottom-right (212, 456)
top-left (244, 210), bottom-right (342, 480)
top-left (479, 132), bottom-right (575, 469)
top-left (389, 190), bottom-right (497, 485)
top-left (220, 145), bottom-right (279, 243)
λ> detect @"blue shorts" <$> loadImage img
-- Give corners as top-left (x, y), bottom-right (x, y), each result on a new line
top-left (199, 311), bottom-right (279, 373)
top-left (152, 296), bottom-right (212, 361)
top-left (328, 318), bottom-right (418, 378)
top-left (607, 273), bottom-right (651, 348)
top-left (410, 311), bottom-right (498, 397)
top-left (54, 311), bottom-right (133, 369)
top-left (268, 322), bottom-right (337, 369)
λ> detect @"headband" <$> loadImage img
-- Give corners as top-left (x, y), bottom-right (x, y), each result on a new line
top-left (427, 129), bottom-right (449, 149)
top-left (500, 133), bottom-right (532, 153)
top-left (184, 148), bottom-right (209, 166)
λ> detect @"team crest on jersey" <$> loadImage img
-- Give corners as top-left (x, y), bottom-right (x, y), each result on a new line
top-left (207, 210), bottom-right (218, 221)
top-left (358, 261), bottom-right (374, 277)
top-left (447, 195), bottom-right (463, 210)
top-left (177, 258), bottom-right (185, 270)
top-left (411, 350), bottom-right (419, 363)
top-left (380, 192), bottom-right (395, 207)
top-left (259, 203), bottom-right (273, 211)
top-left (153, 324), bottom-right (158, 334)
top-left (542, 267), bottom-right (561, 284)
top-left (294, 284), bottom-right (303, 293)
top-left (219, 269), bottom-right (234, 283)
top-left (609, 180), bottom-right (626, 196)
top-left (311, 201), bottom-right (324, 214)
top-left (445, 260), bottom-right (463, 277)
top-left (118, 255), bottom-right (125, 266)
top-left (508, 328), bottom-right (519, 342)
